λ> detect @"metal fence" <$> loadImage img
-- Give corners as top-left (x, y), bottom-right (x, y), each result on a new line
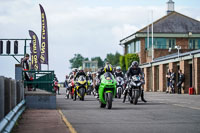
top-left (0, 76), bottom-right (25, 132)
top-left (22, 70), bottom-right (55, 93)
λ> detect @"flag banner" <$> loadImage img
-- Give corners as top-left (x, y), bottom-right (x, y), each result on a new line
top-left (29, 30), bottom-right (41, 70)
top-left (39, 4), bottom-right (48, 64)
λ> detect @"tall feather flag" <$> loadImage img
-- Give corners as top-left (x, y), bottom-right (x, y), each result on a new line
top-left (39, 4), bottom-right (48, 65)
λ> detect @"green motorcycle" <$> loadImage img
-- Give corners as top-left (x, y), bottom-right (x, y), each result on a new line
top-left (98, 72), bottom-right (116, 109)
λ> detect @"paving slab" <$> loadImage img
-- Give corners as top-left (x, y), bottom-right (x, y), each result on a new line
top-left (12, 109), bottom-right (70, 133)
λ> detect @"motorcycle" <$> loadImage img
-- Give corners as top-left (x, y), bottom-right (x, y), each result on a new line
top-left (66, 79), bottom-right (74, 99)
top-left (87, 79), bottom-right (93, 95)
top-left (128, 75), bottom-right (142, 105)
top-left (116, 77), bottom-right (124, 99)
top-left (53, 81), bottom-right (60, 94)
top-left (74, 75), bottom-right (87, 101)
top-left (99, 72), bottom-right (116, 109)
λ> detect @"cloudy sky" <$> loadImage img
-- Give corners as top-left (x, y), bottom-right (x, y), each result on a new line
top-left (0, 0), bottom-right (200, 81)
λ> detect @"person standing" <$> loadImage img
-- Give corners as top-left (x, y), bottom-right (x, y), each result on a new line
top-left (170, 69), bottom-right (176, 94)
top-left (166, 69), bottom-right (171, 93)
top-left (177, 70), bottom-right (184, 94)
top-left (22, 54), bottom-right (32, 91)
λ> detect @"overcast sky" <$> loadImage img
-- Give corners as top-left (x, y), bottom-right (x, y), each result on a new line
top-left (0, 0), bottom-right (200, 81)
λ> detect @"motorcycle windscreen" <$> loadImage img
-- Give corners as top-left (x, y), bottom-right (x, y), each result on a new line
top-left (78, 76), bottom-right (86, 81)
top-left (104, 72), bottom-right (113, 80)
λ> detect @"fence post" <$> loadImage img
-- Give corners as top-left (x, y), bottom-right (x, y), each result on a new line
top-left (0, 76), bottom-right (5, 120)
top-left (16, 81), bottom-right (21, 104)
top-left (4, 78), bottom-right (11, 115)
top-left (20, 81), bottom-right (24, 101)
top-left (11, 79), bottom-right (17, 109)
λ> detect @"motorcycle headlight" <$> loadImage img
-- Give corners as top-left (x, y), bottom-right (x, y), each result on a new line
top-left (132, 82), bottom-right (136, 86)
top-left (137, 83), bottom-right (141, 86)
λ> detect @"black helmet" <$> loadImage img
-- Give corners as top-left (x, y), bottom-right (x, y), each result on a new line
top-left (131, 61), bottom-right (138, 68)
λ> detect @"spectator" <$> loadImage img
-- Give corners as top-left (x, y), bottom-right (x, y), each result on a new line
top-left (166, 69), bottom-right (171, 93)
top-left (22, 54), bottom-right (32, 91)
top-left (170, 69), bottom-right (176, 94)
top-left (177, 70), bottom-right (185, 94)
top-left (54, 74), bottom-right (60, 94)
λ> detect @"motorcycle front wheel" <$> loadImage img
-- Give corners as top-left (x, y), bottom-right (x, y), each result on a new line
top-left (107, 92), bottom-right (113, 109)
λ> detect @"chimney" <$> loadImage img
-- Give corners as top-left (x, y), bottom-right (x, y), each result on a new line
top-left (167, 0), bottom-right (175, 15)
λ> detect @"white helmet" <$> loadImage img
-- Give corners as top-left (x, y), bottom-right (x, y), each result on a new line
top-left (116, 66), bottom-right (121, 71)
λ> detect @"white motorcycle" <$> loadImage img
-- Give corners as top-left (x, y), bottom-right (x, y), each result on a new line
top-left (116, 77), bottom-right (124, 99)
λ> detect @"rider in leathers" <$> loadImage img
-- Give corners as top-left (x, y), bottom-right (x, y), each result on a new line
top-left (74, 67), bottom-right (88, 101)
top-left (95, 63), bottom-right (114, 98)
top-left (123, 61), bottom-right (147, 103)
top-left (114, 66), bottom-right (124, 78)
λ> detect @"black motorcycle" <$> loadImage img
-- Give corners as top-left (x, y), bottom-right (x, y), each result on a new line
top-left (128, 75), bottom-right (142, 105)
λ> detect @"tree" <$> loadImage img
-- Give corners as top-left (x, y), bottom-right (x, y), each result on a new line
top-left (124, 54), bottom-right (139, 70)
top-left (105, 52), bottom-right (121, 67)
top-left (91, 56), bottom-right (104, 68)
top-left (69, 54), bottom-right (85, 68)
top-left (119, 55), bottom-right (126, 71)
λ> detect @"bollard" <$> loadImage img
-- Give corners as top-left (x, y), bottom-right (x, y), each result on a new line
top-left (16, 81), bottom-right (21, 104)
top-left (0, 76), bottom-right (5, 121)
top-left (11, 80), bottom-right (17, 109)
top-left (20, 81), bottom-right (25, 101)
top-left (4, 78), bottom-right (11, 116)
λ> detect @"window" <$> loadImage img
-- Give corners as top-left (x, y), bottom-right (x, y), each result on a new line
top-left (127, 40), bottom-right (140, 54)
top-left (167, 39), bottom-right (176, 49)
top-left (145, 38), bottom-right (167, 49)
top-left (85, 63), bottom-right (90, 68)
top-left (189, 39), bottom-right (200, 49)
top-left (135, 40), bottom-right (141, 53)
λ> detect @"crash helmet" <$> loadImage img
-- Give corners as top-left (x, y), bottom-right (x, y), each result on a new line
top-left (116, 66), bottom-right (121, 72)
top-left (104, 64), bottom-right (113, 72)
top-left (72, 68), bottom-right (77, 72)
top-left (78, 66), bottom-right (84, 72)
top-left (131, 61), bottom-right (139, 68)
top-left (87, 71), bottom-right (91, 76)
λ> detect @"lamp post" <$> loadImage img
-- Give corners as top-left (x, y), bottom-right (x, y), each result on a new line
top-left (175, 45), bottom-right (181, 59)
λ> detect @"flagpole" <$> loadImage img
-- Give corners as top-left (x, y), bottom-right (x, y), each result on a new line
top-left (152, 10), bottom-right (154, 61)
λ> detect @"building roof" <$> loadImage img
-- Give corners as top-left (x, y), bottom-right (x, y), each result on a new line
top-left (139, 12), bottom-right (200, 34)
top-left (140, 49), bottom-right (200, 68)
top-left (120, 11), bottom-right (200, 43)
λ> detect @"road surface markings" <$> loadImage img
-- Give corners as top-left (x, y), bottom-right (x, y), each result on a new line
top-left (58, 109), bottom-right (77, 133)
top-left (173, 104), bottom-right (200, 110)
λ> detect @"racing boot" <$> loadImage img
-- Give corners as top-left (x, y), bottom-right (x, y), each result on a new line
top-left (141, 90), bottom-right (147, 103)
top-left (123, 90), bottom-right (127, 103)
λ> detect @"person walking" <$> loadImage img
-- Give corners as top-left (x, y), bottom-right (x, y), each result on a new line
top-left (177, 70), bottom-right (184, 94)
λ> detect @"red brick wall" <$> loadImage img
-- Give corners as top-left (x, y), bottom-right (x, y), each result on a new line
top-left (153, 49), bottom-right (193, 59)
top-left (176, 38), bottom-right (188, 49)
top-left (159, 64), bottom-right (166, 92)
top-left (139, 38), bottom-right (146, 64)
top-left (194, 58), bottom-right (200, 94)
top-left (152, 66), bottom-right (158, 92)
top-left (180, 60), bottom-right (190, 94)
top-left (144, 67), bottom-right (150, 92)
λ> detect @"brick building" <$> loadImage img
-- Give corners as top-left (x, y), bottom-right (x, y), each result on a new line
top-left (141, 50), bottom-right (200, 94)
top-left (120, 1), bottom-right (200, 64)
top-left (82, 61), bottom-right (98, 72)
top-left (119, 0), bottom-right (200, 94)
